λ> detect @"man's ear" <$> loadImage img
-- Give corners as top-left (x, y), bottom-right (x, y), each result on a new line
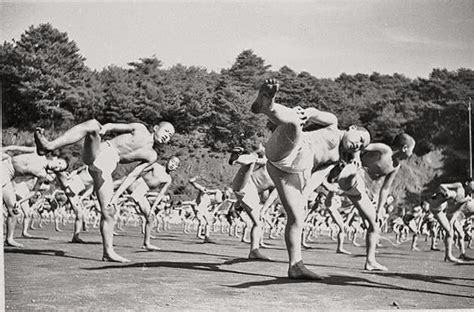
top-left (153, 125), bottom-right (160, 133)
top-left (401, 144), bottom-right (408, 153)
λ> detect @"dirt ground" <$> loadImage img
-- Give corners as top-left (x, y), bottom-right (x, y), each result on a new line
top-left (4, 224), bottom-right (474, 311)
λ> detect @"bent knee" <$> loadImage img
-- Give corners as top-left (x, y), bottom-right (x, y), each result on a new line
top-left (101, 207), bottom-right (116, 219)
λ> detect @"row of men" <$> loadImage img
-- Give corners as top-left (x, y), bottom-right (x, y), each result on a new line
top-left (6, 167), bottom-right (472, 264)
top-left (3, 78), bottom-right (474, 279)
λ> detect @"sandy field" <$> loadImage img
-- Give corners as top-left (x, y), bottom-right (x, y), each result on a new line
top-left (4, 224), bottom-right (474, 311)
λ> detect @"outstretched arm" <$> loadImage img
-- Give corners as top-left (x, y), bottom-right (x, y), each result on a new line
top-left (150, 180), bottom-right (172, 211)
top-left (99, 123), bottom-right (137, 135)
top-left (304, 107), bottom-right (338, 127)
top-left (111, 162), bottom-right (153, 204)
top-left (376, 168), bottom-right (399, 215)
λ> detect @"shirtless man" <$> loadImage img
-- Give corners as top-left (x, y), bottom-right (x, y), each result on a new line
top-left (429, 179), bottom-right (474, 262)
top-left (251, 79), bottom-right (372, 279)
top-left (419, 201), bottom-right (441, 250)
top-left (360, 133), bottom-right (416, 221)
top-left (320, 185), bottom-right (353, 255)
top-left (54, 165), bottom-right (94, 243)
top-left (113, 156), bottom-right (179, 251)
top-left (230, 148), bottom-right (278, 261)
top-left (188, 177), bottom-right (223, 243)
top-left (3, 146), bottom-right (67, 247)
top-left (402, 205), bottom-right (424, 251)
top-left (13, 178), bottom-right (49, 238)
top-left (34, 119), bottom-right (175, 262)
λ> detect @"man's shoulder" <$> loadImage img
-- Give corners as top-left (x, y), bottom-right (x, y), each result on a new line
top-left (151, 162), bottom-right (166, 171)
top-left (129, 123), bottom-right (150, 132)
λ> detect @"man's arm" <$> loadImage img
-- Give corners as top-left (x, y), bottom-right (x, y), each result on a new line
top-left (363, 143), bottom-right (391, 154)
top-left (439, 182), bottom-right (464, 199)
top-left (99, 123), bottom-right (137, 136)
top-left (150, 179), bottom-right (172, 211)
top-left (189, 178), bottom-right (207, 193)
top-left (304, 107), bottom-right (338, 127)
top-left (376, 168), bottom-right (399, 216)
top-left (79, 186), bottom-right (94, 202)
top-left (111, 162), bottom-right (153, 204)
top-left (261, 188), bottom-right (279, 214)
top-left (255, 156), bottom-right (267, 167)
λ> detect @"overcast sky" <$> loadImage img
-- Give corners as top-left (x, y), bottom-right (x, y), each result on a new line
top-left (1, 0), bottom-right (473, 78)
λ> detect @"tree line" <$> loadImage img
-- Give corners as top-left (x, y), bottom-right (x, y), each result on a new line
top-left (2, 23), bottom-right (473, 185)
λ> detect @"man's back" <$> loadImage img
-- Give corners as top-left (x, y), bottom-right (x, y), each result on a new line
top-left (11, 153), bottom-right (47, 178)
top-left (362, 145), bottom-right (397, 180)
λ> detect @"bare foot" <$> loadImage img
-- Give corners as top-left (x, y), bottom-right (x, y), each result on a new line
top-left (260, 242), bottom-right (271, 249)
top-left (336, 248), bottom-right (352, 255)
top-left (251, 79), bottom-right (279, 114)
top-left (248, 249), bottom-right (272, 261)
top-left (203, 237), bottom-right (216, 244)
top-left (364, 262), bottom-right (388, 272)
top-left (445, 255), bottom-right (463, 264)
top-left (411, 246), bottom-right (420, 251)
top-left (34, 128), bottom-right (51, 155)
top-left (22, 233), bottom-right (34, 238)
top-left (241, 238), bottom-right (250, 244)
top-left (55, 228), bottom-right (62, 232)
top-left (102, 252), bottom-right (131, 263)
top-left (302, 242), bottom-right (312, 249)
top-left (71, 237), bottom-right (86, 244)
top-left (352, 242), bottom-right (361, 247)
top-left (431, 247), bottom-right (441, 251)
top-left (288, 261), bottom-right (324, 280)
top-left (5, 239), bottom-right (24, 248)
top-left (142, 244), bottom-right (160, 251)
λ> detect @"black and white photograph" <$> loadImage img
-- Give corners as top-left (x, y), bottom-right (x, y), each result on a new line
top-left (1, 0), bottom-right (473, 310)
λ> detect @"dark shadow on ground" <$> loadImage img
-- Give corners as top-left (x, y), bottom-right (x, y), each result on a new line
top-left (82, 260), bottom-right (279, 279)
top-left (134, 249), bottom-right (236, 259)
top-left (69, 241), bottom-right (102, 245)
top-left (368, 272), bottom-right (474, 287)
top-left (4, 248), bottom-right (100, 262)
top-left (302, 246), bottom-right (332, 251)
top-left (221, 258), bottom-right (281, 265)
top-left (226, 273), bottom-right (474, 299)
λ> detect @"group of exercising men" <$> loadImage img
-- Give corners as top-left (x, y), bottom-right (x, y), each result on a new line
top-left (3, 79), bottom-right (474, 280)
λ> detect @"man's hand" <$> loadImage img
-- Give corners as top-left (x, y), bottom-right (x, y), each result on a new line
top-left (294, 106), bottom-right (308, 127)
top-left (98, 124), bottom-right (107, 136)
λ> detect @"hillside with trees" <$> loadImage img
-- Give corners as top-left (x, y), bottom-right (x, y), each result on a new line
top-left (2, 23), bottom-right (473, 209)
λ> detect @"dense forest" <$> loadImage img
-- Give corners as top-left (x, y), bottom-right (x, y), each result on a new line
top-left (2, 24), bottom-right (473, 208)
